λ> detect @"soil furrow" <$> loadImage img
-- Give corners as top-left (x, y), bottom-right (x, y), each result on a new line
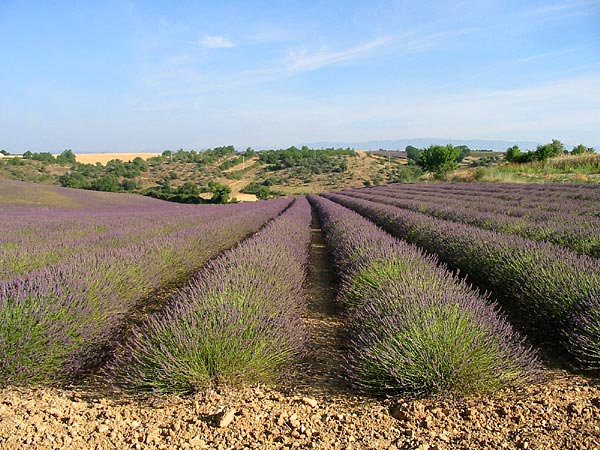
top-left (285, 207), bottom-right (350, 397)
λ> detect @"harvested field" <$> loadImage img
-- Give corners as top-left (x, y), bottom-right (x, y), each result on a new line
top-left (72, 153), bottom-right (162, 165)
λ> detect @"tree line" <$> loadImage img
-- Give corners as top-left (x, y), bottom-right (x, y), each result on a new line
top-left (505, 140), bottom-right (595, 163)
top-left (404, 140), bottom-right (596, 177)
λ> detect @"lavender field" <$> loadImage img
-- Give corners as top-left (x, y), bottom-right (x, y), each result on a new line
top-left (1, 178), bottom-right (599, 398)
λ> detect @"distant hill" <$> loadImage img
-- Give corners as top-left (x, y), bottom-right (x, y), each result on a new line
top-left (3, 145), bottom-right (597, 203)
top-left (304, 138), bottom-right (546, 152)
top-left (1, 148), bottom-right (429, 200)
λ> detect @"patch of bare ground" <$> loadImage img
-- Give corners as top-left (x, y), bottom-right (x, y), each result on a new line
top-left (0, 369), bottom-right (599, 449)
top-left (282, 208), bottom-right (350, 399)
top-left (73, 153), bottom-right (162, 165)
top-left (223, 157), bottom-right (259, 173)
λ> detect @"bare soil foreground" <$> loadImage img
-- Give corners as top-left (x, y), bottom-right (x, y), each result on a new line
top-left (0, 369), bottom-right (598, 450)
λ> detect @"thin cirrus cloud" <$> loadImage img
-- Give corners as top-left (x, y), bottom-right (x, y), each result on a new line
top-left (228, 29), bottom-right (470, 86)
top-left (281, 28), bottom-right (472, 74)
top-left (520, 0), bottom-right (598, 17)
top-left (142, 29), bottom-right (470, 96)
top-left (173, 36), bottom-right (395, 91)
top-left (199, 35), bottom-right (236, 48)
top-left (285, 36), bottom-right (391, 72)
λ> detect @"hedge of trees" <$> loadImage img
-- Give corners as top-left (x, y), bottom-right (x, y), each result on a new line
top-left (505, 140), bottom-right (595, 164)
top-left (258, 146), bottom-right (355, 172)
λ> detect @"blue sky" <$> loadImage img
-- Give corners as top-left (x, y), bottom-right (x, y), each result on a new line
top-left (1, 0), bottom-right (599, 152)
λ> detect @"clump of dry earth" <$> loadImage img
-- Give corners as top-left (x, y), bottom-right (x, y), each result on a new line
top-left (0, 368), bottom-right (599, 450)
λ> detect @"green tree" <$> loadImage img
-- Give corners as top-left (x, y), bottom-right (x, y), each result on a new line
top-left (405, 145), bottom-right (422, 162)
top-left (417, 144), bottom-right (461, 176)
top-left (456, 145), bottom-right (471, 162)
top-left (505, 145), bottom-right (535, 163)
top-left (572, 144), bottom-right (594, 155)
top-left (159, 177), bottom-right (172, 194)
top-left (121, 179), bottom-right (139, 191)
top-left (208, 181), bottom-right (232, 204)
top-left (176, 181), bottom-right (200, 196)
top-left (241, 182), bottom-right (271, 200)
top-left (105, 159), bottom-right (126, 176)
top-left (0, 150), bottom-right (9, 156)
top-left (505, 145), bottom-right (522, 162)
top-left (131, 157), bottom-right (148, 171)
top-left (57, 149), bottom-right (76, 164)
top-left (58, 172), bottom-right (88, 189)
top-left (254, 185), bottom-right (271, 200)
top-left (535, 139), bottom-right (565, 161)
top-left (90, 175), bottom-right (120, 192)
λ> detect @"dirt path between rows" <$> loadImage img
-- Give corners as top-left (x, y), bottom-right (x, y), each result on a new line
top-left (284, 209), bottom-right (350, 398)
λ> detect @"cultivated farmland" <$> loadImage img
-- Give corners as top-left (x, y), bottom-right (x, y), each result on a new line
top-left (1, 179), bottom-right (600, 449)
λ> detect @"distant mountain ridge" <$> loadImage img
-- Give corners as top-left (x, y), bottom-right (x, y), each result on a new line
top-left (303, 138), bottom-right (547, 152)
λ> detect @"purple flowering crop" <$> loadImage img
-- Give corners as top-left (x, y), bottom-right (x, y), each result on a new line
top-left (323, 191), bottom-right (600, 370)
top-left (109, 197), bottom-right (312, 393)
top-left (309, 195), bottom-right (538, 396)
top-left (0, 185), bottom-right (291, 386)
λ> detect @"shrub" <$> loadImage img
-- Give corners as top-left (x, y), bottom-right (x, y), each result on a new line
top-left (417, 145), bottom-right (461, 176)
top-left (110, 197), bottom-right (311, 393)
top-left (310, 195), bottom-right (539, 396)
top-left (0, 198), bottom-right (292, 385)
top-left (323, 192), bottom-right (600, 369)
top-left (535, 139), bottom-right (565, 161)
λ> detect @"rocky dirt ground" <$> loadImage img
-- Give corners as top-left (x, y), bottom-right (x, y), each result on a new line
top-left (0, 369), bottom-right (599, 450)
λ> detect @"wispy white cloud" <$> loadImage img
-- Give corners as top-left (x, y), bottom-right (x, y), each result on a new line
top-left (285, 37), bottom-right (391, 72)
top-left (518, 0), bottom-right (599, 21)
top-left (199, 35), bottom-right (235, 48)
top-left (223, 29), bottom-right (472, 86)
top-left (514, 49), bottom-right (570, 64)
top-left (282, 29), bottom-right (472, 73)
top-left (132, 27), bottom-right (476, 105)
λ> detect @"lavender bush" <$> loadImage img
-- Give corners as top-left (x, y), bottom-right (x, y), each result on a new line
top-left (0, 197), bottom-right (291, 386)
top-left (323, 192), bottom-right (600, 369)
top-left (309, 195), bottom-right (538, 396)
top-left (341, 185), bottom-right (600, 257)
top-left (109, 197), bottom-right (312, 393)
top-left (568, 295), bottom-right (600, 369)
top-left (0, 188), bottom-right (271, 281)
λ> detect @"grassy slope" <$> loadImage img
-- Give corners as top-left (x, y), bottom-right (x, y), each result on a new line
top-left (1, 152), bottom-right (599, 203)
top-left (447, 152), bottom-right (600, 184)
top-left (0, 178), bottom-right (172, 210)
top-left (136, 151), bottom-right (416, 196)
top-left (0, 151), bottom-right (417, 198)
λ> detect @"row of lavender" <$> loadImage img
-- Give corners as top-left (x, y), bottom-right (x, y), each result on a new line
top-left (372, 183), bottom-right (600, 219)
top-left (342, 184), bottom-right (600, 257)
top-left (110, 197), bottom-right (312, 393)
top-left (0, 198), bottom-right (291, 385)
top-left (378, 182), bottom-right (600, 211)
top-left (0, 202), bottom-right (261, 281)
top-left (323, 193), bottom-right (600, 369)
top-left (308, 195), bottom-right (538, 396)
